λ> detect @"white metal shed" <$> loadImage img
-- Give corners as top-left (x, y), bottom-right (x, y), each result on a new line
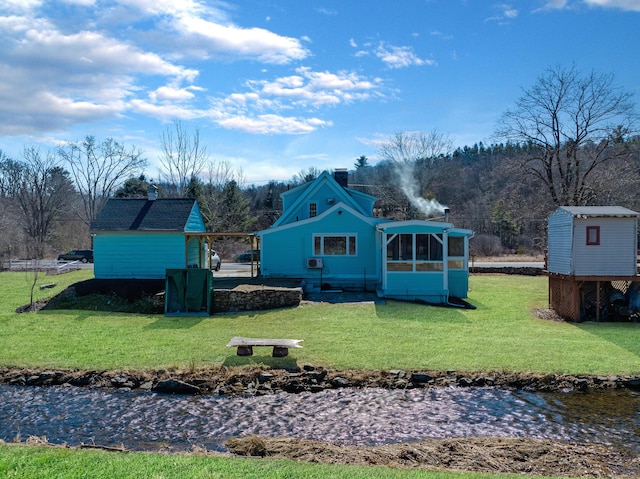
top-left (547, 206), bottom-right (639, 277)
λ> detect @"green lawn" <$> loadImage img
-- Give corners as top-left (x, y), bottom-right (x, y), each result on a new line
top-left (1, 270), bottom-right (639, 375)
top-left (0, 269), bottom-right (637, 479)
top-left (0, 445), bottom-right (565, 479)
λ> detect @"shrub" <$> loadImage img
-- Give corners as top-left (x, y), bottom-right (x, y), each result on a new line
top-left (470, 234), bottom-right (503, 257)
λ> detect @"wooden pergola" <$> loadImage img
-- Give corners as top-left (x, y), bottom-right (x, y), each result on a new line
top-left (184, 232), bottom-right (260, 277)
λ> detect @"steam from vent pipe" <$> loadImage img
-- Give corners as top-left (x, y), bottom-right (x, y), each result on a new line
top-left (395, 161), bottom-right (447, 219)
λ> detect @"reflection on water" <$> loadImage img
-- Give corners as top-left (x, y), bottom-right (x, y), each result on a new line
top-left (0, 385), bottom-right (638, 452)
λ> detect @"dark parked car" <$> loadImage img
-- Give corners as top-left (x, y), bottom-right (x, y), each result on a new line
top-left (234, 249), bottom-right (260, 263)
top-left (57, 249), bottom-right (93, 263)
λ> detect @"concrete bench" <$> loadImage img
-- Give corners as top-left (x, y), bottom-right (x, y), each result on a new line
top-left (226, 336), bottom-right (303, 357)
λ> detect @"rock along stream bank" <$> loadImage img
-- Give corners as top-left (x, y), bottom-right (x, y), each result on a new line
top-left (2, 365), bottom-right (640, 395)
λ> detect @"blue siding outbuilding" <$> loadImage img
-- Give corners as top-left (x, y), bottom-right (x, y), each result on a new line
top-left (547, 206), bottom-right (638, 277)
top-left (90, 196), bottom-right (206, 279)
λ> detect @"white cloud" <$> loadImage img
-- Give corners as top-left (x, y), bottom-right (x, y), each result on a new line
top-left (0, 0), bottom-right (41, 13)
top-left (540, 0), bottom-right (569, 8)
top-left (115, 0), bottom-right (208, 18)
top-left (430, 30), bottom-right (454, 40)
top-left (0, 9), bottom-right (199, 134)
top-left (191, 67), bottom-right (382, 135)
top-left (375, 42), bottom-right (435, 69)
top-left (128, 99), bottom-right (203, 121)
top-left (315, 7), bottom-right (337, 16)
top-left (0, 1), bottom-right (385, 140)
top-left (486, 4), bottom-right (519, 23)
top-left (149, 86), bottom-right (196, 103)
top-left (61, 0), bottom-right (96, 5)
top-left (583, 0), bottom-right (640, 11)
top-left (174, 14), bottom-right (309, 64)
top-left (218, 114), bottom-right (331, 135)
top-left (243, 67), bottom-right (382, 108)
top-left (15, 28), bottom-right (198, 80)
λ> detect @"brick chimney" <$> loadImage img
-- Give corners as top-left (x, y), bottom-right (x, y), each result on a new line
top-left (333, 168), bottom-right (348, 188)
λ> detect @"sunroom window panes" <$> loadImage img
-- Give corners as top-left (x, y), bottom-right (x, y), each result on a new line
top-left (416, 234), bottom-right (429, 260)
top-left (448, 236), bottom-right (464, 257)
top-left (429, 234), bottom-right (443, 261)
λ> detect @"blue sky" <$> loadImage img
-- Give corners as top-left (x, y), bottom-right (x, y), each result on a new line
top-left (1, 0), bottom-right (639, 185)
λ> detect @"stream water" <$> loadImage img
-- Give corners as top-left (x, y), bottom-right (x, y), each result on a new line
top-left (1, 384), bottom-right (639, 453)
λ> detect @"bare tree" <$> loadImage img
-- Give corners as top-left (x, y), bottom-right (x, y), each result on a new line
top-left (15, 147), bottom-right (75, 259)
top-left (159, 120), bottom-right (209, 197)
top-left (292, 166), bottom-right (322, 185)
top-left (200, 160), bottom-right (245, 230)
top-left (495, 64), bottom-right (637, 206)
top-left (378, 130), bottom-right (453, 165)
top-left (58, 136), bottom-right (147, 224)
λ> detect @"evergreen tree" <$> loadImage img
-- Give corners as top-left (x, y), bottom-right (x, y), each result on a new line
top-left (114, 175), bottom-right (150, 198)
top-left (216, 180), bottom-right (255, 232)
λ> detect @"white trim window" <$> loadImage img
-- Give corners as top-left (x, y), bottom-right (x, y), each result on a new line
top-left (309, 202), bottom-right (317, 218)
top-left (314, 234), bottom-right (357, 256)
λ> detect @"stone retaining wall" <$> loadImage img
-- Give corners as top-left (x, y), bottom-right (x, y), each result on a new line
top-left (470, 267), bottom-right (544, 276)
top-left (214, 286), bottom-right (303, 313)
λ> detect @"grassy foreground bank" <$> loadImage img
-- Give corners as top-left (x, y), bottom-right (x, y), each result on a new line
top-left (1, 270), bottom-right (640, 374)
top-left (0, 444), bottom-right (538, 479)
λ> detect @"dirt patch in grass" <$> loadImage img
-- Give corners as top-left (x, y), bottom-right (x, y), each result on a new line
top-left (534, 308), bottom-right (566, 322)
top-left (226, 436), bottom-right (639, 478)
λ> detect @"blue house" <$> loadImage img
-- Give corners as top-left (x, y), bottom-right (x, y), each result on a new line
top-left (90, 189), bottom-right (207, 279)
top-left (257, 170), bottom-right (474, 303)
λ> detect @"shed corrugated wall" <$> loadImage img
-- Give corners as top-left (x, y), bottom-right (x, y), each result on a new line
top-left (572, 217), bottom-right (637, 276)
top-left (547, 209), bottom-right (573, 275)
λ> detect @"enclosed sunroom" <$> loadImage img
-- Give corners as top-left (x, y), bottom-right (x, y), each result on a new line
top-left (376, 220), bottom-right (473, 303)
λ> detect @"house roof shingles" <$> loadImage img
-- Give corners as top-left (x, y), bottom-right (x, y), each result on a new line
top-left (90, 198), bottom-right (197, 232)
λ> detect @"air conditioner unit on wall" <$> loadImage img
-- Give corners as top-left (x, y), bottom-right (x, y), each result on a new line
top-left (307, 257), bottom-right (324, 269)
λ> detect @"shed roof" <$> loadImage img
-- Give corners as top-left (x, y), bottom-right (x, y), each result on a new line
top-left (91, 198), bottom-right (199, 231)
top-left (556, 206), bottom-right (639, 218)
